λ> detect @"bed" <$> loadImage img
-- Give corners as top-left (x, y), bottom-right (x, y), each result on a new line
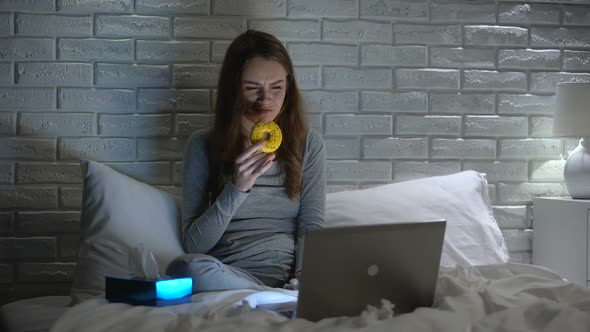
top-left (1, 296), bottom-right (71, 332)
top-left (50, 263), bottom-right (590, 332)
top-left (3, 161), bottom-right (589, 332)
top-left (5, 264), bottom-right (590, 332)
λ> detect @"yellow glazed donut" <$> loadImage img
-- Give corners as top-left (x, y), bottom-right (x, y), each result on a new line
top-left (250, 121), bottom-right (283, 153)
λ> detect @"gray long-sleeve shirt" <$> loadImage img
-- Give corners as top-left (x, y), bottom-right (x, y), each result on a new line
top-left (181, 128), bottom-right (326, 286)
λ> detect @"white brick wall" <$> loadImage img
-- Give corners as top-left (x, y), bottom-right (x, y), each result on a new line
top-left (16, 163), bottom-right (82, 184)
top-left (564, 50), bottom-right (590, 70)
top-left (1, 0), bottom-right (588, 304)
top-left (96, 15), bottom-right (170, 38)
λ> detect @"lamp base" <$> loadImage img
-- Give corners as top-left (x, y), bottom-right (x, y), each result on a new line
top-left (564, 138), bottom-right (590, 199)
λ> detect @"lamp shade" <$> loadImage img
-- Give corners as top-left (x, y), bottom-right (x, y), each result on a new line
top-left (554, 82), bottom-right (590, 137)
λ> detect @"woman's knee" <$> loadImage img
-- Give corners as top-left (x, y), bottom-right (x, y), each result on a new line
top-left (165, 254), bottom-right (265, 292)
top-left (165, 253), bottom-right (222, 278)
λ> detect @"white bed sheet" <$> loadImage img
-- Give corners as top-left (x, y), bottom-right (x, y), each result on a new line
top-left (1, 296), bottom-right (71, 332)
top-left (50, 263), bottom-right (590, 332)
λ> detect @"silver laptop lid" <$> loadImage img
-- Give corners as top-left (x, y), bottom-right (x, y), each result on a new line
top-left (296, 220), bottom-right (446, 322)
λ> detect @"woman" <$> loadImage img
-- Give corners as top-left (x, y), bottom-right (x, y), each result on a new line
top-left (166, 30), bottom-right (326, 292)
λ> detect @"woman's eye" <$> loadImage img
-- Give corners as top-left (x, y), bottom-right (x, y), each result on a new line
top-left (272, 86), bottom-right (282, 90)
top-left (245, 87), bottom-right (258, 91)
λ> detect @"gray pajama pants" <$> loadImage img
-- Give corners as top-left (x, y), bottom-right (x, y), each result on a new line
top-left (166, 254), bottom-right (270, 293)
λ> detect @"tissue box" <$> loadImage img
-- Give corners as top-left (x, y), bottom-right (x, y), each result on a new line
top-left (105, 275), bottom-right (192, 307)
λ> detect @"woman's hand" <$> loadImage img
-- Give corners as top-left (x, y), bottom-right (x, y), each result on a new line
top-left (233, 140), bottom-right (275, 192)
top-left (283, 271), bottom-right (302, 290)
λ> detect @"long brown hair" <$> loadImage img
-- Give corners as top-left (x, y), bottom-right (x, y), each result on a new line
top-left (208, 30), bottom-right (308, 200)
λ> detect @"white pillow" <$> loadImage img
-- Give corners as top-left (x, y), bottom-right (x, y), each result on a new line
top-left (326, 171), bottom-right (509, 267)
top-left (70, 160), bottom-right (184, 304)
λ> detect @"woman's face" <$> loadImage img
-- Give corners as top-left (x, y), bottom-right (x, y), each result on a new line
top-left (240, 56), bottom-right (288, 125)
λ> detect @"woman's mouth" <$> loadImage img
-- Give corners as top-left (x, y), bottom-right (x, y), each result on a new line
top-left (256, 107), bottom-right (274, 113)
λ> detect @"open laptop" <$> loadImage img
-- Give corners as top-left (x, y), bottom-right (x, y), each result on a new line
top-left (295, 220), bottom-right (446, 322)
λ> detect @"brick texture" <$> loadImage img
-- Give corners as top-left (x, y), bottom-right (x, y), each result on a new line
top-left (0, 0), bottom-right (585, 305)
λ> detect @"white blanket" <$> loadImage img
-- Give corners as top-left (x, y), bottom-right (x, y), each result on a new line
top-left (51, 263), bottom-right (590, 332)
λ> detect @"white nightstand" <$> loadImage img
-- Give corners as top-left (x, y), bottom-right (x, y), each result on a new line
top-left (533, 197), bottom-right (590, 287)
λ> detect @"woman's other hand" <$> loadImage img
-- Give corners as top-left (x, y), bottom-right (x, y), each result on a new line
top-left (283, 271), bottom-right (302, 290)
top-left (233, 140), bottom-right (275, 192)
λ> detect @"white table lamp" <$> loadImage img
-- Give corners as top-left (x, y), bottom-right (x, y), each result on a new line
top-left (554, 82), bottom-right (590, 199)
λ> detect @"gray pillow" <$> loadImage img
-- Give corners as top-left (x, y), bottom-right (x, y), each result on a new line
top-left (70, 160), bottom-right (184, 304)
